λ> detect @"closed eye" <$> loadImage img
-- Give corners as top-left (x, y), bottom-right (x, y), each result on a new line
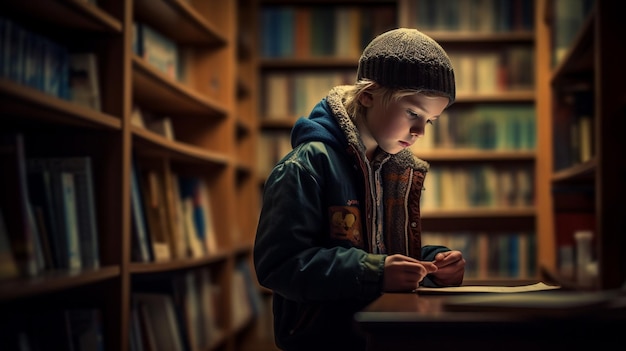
top-left (407, 109), bottom-right (434, 125)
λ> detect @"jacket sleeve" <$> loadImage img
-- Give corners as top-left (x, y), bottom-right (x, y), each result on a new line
top-left (420, 245), bottom-right (452, 287)
top-left (254, 149), bottom-right (385, 303)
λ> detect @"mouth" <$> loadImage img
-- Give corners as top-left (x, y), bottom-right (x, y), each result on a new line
top-left (398, 140), bottom-right (411, 148)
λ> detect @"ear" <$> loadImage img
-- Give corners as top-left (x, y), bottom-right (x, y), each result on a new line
top-left (358, 91), bottom-right (373, 107)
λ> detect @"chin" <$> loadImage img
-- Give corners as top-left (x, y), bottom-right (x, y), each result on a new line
top-left (380, 146), bottom-right (403, 155)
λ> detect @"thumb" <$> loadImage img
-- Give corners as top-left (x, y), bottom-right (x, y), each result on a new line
top-left (421, 261), bottom-right (438, 274)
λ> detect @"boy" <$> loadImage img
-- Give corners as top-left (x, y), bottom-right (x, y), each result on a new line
top-left (254, 28), bottom-right (466, 351)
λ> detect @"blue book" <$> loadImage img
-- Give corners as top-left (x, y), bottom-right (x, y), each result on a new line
top-left (131, 160), bottom-right (153, 262)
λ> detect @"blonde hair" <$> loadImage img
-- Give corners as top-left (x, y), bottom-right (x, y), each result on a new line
top-left (344, 79), bottom-right (448, 121)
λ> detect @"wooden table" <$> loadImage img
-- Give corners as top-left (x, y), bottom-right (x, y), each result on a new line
top-left (354, 291), bottom-right (626, 351)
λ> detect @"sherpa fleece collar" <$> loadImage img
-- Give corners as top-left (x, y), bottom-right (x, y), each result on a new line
top-left (324, 85), bottom-right (430, 174)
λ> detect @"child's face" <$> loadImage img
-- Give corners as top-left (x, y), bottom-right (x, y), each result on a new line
top-left (360, 92), bottom-right (449, 154)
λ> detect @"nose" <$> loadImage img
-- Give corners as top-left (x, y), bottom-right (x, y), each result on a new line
top-left (410, 123), bottom-right (425, 137)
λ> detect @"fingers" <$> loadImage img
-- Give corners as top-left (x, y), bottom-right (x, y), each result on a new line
top-left (383, 255), bottom-right (440, 292)
top-left (434, 251), bottom-right (462, 268)
top-left (420, 260), bottom-right (438, 274)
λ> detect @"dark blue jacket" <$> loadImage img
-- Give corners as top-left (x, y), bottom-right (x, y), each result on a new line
top-left (254, 86), bottom-right (451, 351)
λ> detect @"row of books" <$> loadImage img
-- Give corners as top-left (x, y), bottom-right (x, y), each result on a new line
top-left (0, 17), bottom-right (102, 110)
top-left (417, 103), bottom-right (536, 151)
top-left (0, 133), bottom-right (100, 280)
top-left (131, 161), bottom-right (217, 263)
top-left (553, 87), bottom-right (594, 170)
top-left (257, 131), bottom-right (293, 180)
top-left (257, 133), bottom-right (534, 210)
top-left (131, 268), bottom-right (221, 351)
top-left (422, 231), bottom-right (537, 279)
top-left (130, 262), bottom-right (261, 351)
top-left (420, 164), bottom-right (534, 210)
top-left (260, 45), bottom-right (534, 121)
top-left (552, 0), bottom-right (595, 66)
top-left (259, 5), bottom-right (396, 58)
top-left (231, 260), bottom-right (262, 330)
top-left (1, 308), bottom-right (104, 351)
top-left (133, 22), bottom-right (182, 81)
top-left (262, 70), bottom-right (354, 121)
top-left (448, 47), bottom-right (535, 94)
top-left (131, 104), bottom-right (176, 141)
top-left (404, 0), bottom-right (535, 33)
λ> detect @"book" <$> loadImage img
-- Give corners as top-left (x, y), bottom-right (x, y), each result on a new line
top-left (139, 168), bottom-right (172, 261)
top-left (130, 105), bottom-right (175, 140)
top-left (31, 157), bottom-right (100, 269)
top-left (173, 271), bottom-right (203, 350)
top-left (25, 194), bottom-right (46, 273)
top-left (129, 301), bottom-right (146, 351)
top-left (178, 177), bottom-right (217, 256)
top-left (131, 160), bottom-right (153, 262)
top-left (27, 310), bottom-right (75, 350)
top-left (231, 267), bottom-right (253, 328)
top-left (197, 268), bottom-right (221, 345)
top-left (165, 172), bottom-right (187, 260)
top-left (60, 172), bottom-right (82, 270)
top-left (66, 308), bottom-right (105, 351)
top-left (69, 53), bottom-right (101, 111)
top-left (136, 298), bottom-right (158, 351)
top-left (133, 293), bottom-right (186, 351)
top-left (145, 116), bottom-right (175, 140)
top-left (194, 179), bottom-right (217, 255)
top-left (0, 133), bottom-right (39, 277)
top-left (26, 158), bottom-right (66, 269)
top-left (26, 160), bottom-right (61, 269)
top-left (59, 157), bottom-right (99, 268)
top-left (181, 197), bottom-right (204, 258)
top-left (0, 209), bottom-right (19, 279)
top-left (30, 188), bottom-right (55, 270)
top-left (135, 23), bottom-right (180, 80)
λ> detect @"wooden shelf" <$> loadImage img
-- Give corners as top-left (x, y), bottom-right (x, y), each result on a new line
top-left (552, 158), bottom-right (596, 183)
top-left (416, 149), bottom-right (535, 162)
top-left (0, 1), bottom-right (262, 350)
top-left (129, 253), bottom-right (229, 274)
top-left (1, 0), bottom-right (123, 33)
top-left (132, 56), bottom-right (228, 117)
top-left (132, 127), bottom-right (230, 165)
top-left (259, 57), bottom-right (359, 69)
top-left (0, 266), bottom-right (121, 301)
top-left (550, 9), bottom-right (595, 83)
top-left (134, 0), bottom-right (227, 45)
top-left (536, 0), bottom-right (626, 290)
top-left (422, 207), bottom-right (536, 219)
top-left (425, 31), bottom-right (535, 43)
top-left (0, 79), bottom-right (122, 130)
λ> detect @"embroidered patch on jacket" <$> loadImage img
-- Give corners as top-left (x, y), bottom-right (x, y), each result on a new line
top-left (329, 206), bottom-right (362, 247)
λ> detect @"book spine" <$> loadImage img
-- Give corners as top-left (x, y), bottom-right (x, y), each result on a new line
top-left (0, 133), bottom-right (39, 277)
top-left (61, 172), bottom-right (82, 270)
top-left (131, 161), bottom-right (153, 262)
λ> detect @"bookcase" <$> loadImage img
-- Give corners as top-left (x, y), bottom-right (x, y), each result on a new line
top-left (535, 0), bottom-right (626, 290)
top-left (255, 0), bottom-right (541, 286)
top-left (397, 0), bottom-right (539, 282)
top-left (0, 1), bottom-right (262, 350)
top-left (256, 0), bottom-right (398, 179)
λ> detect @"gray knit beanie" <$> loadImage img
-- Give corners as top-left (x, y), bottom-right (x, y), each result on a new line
top-left (357, 28), bottom-right (456, 105)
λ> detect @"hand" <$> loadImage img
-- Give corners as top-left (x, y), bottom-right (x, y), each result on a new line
top-left (430, 250), bottom-right (465, 286)
top-left (382, 254), bottom-right (438, 292)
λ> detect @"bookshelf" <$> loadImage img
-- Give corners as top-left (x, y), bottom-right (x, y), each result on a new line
top-left (0, 1), bottom-right (261, 351)
top-left (397, 0), bottom-right (539, 282)
top-left (535, 0), bottom-right (626, 290)
top-left (256, 0), bottom-right (398, 179)
top-left (256, 0), bottom-right (540, 285)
